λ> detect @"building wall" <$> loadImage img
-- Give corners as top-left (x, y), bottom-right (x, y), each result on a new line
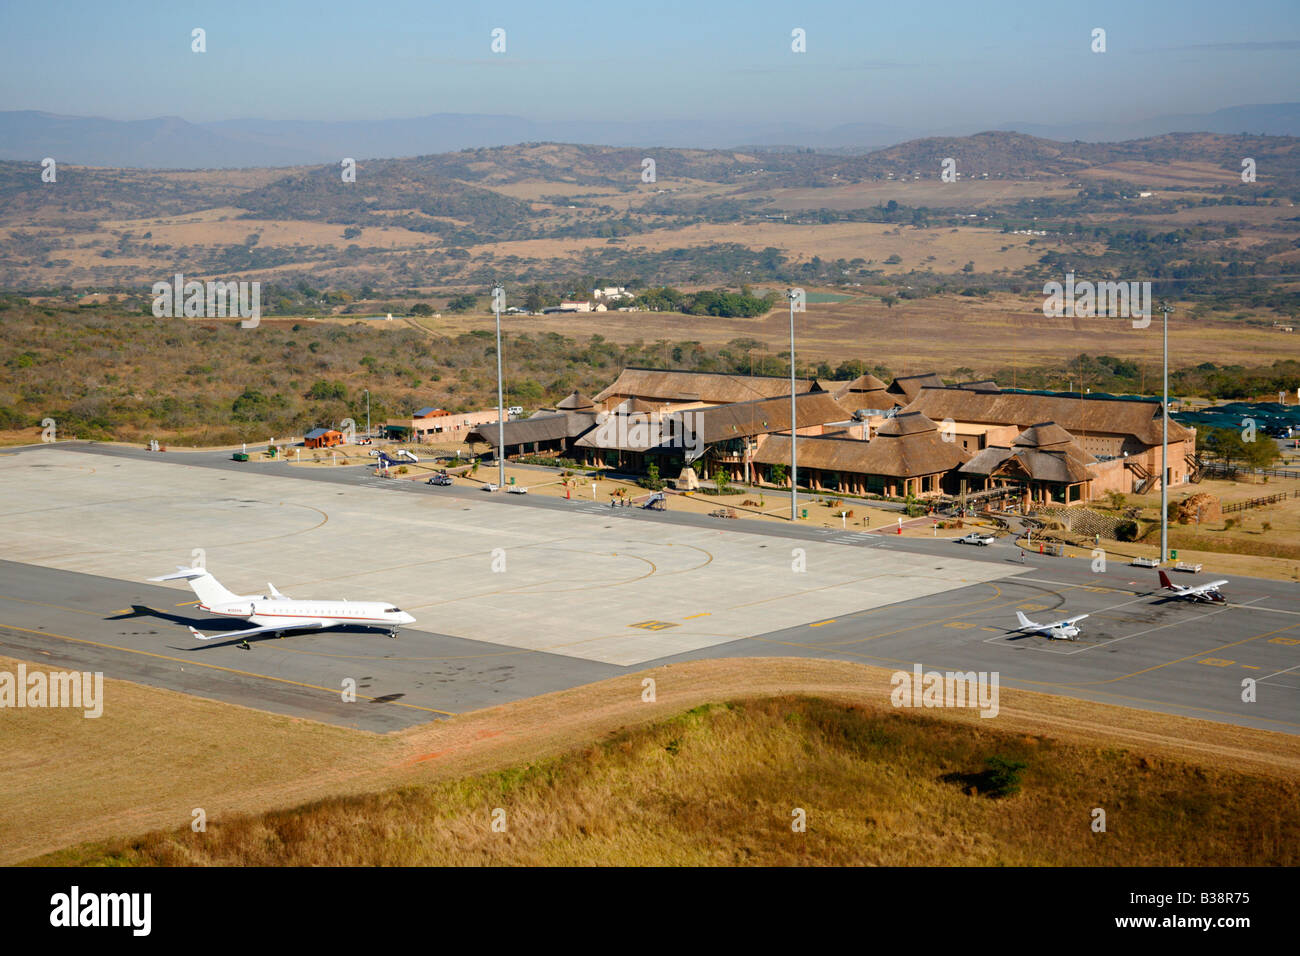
top-left (390, 409), bottom-right (503, 443)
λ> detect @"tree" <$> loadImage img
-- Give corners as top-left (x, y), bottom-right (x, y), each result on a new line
top-left (306, 380), bottom-right (346, 401)
top-left (1242, 436), bottom-right (1281, 476)
top-left (713, 468), bottom-right (728, 495)
top-left (770, 463), bottom-right (787, 486)
top-left (410, 302), bottom-right (434, 317)
top-left (343, 226), bottom-right (362, 240)
top-left (1201, 426), bottom-right (1248, 470)
top-left (641, 461), bottom-right (664, 491)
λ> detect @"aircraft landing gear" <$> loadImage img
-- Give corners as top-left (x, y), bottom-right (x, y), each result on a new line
top-left (387, 630), bottom-right (398, 639)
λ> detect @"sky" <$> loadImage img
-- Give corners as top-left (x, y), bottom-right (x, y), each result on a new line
top-left (1, 0), bottom-right (1298, 129)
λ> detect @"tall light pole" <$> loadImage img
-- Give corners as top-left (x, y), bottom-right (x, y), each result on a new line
top-left (493, 284), bottom-right (506, 490)
top-left (363, 388), bottom-right (370, 438)
top-left (1160, 302), bottom-right (1172, 563)
top-left (787, 288), bottom-right (801, 521)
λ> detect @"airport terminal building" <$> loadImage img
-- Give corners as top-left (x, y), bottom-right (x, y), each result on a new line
top-left (466, 367), bottom-right (1197, 506)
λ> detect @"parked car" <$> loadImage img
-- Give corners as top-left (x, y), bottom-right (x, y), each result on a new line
top-left (426, 473), bottom-right (453, 486)
top-left (957, 532), bottom-right (995, 546)
top-left (356, 437), bottom-right (372, 445)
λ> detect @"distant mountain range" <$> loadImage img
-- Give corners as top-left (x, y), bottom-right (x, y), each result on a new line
top-left (1, 103), bottom-right (1298, 169)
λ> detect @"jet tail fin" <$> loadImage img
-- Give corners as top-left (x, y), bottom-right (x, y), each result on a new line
top-left (1016, 611), bottom-right (1032, 629)
top-left (1158, 570), bottom-right (1173, 589)
top-left (149, 567), bottom-right (240, 606)
top-left (149, 566), bottom-right (206, 583)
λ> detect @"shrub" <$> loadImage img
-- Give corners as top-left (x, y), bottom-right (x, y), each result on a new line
top-left (1114, 519), bottom-right (1140, 542)
top-left (983, 755), bottom-right (1028, 798)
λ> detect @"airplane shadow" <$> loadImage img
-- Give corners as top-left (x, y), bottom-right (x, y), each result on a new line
top-left (109, 604), bottom-right (223, 628)
top-left (110, 605), bottom-right (391, 651)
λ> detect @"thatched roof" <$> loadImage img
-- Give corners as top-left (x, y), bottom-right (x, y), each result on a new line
top-left (887, 372), bottom-right (946, 403)
top-left (903, 387), bottom-right (1192, 445)
top-left (874, 411), bottom-right (939, 437)
top-left (686, 392), bottom-right (852, 443)
top-left (593, 367), bottom-right (817, 406)
top-left (574, 391), bottom-right (851, 453)
top-left (1013, 421), bottom-right (1076, 449)
top-left (468, 412), bottom-right (592, 448)
top-left (960, 441), bottom-right (1096, 484)
top-left (621, 397), bottom-right (660, 414)
top-left (831, 373), bottom-right (896, 409)
top-left (755, 421), bottom-right (970, 478)
top-left (574, 417), bottom-right (682, 453)
top-left (552, 391), bottom-right (596, 412)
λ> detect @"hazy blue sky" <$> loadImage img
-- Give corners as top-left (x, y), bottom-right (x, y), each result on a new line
top-left (2, 0), bottom-right (1297, 128)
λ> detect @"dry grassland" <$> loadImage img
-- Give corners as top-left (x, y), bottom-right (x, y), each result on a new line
top-left (434, 292), bottom-right (1291, 376)
top-left (7, 654), bottom-right (1298, 866)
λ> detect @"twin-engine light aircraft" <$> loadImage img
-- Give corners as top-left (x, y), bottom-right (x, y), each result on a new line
top-left (1015, 610), bottom-right (1089, 641)
top-left (149, 567), bottom-right (416, 646)
top-left (1158, 571), bottom-right (1229, 604)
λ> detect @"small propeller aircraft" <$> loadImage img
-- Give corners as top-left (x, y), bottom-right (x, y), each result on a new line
top-left (1158, 571), bottom-right (1228, 604)
top-left (1015, 610), bottom-right (1088, 641)
top-left (148, 567), bottom-right (416, 646)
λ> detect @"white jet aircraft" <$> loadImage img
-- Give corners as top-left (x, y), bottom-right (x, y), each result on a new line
top-left (1158, 571), bottom-right (1228, 604)
top-left (1015, 610), bottom-right (1088, 641)
top-left (149, 567), bottom-right (416, 645)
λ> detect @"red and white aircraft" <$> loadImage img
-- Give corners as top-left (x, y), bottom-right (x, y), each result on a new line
top-left (149, 567), bottom-right (416, 644)
top-left (1158, 570), bottom-right (1228, 604)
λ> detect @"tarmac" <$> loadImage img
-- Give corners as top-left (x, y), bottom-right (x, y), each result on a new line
top-left (1, 442), bottom-right (1297, 734)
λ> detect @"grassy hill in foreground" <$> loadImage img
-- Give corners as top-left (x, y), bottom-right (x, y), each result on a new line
top-left (31, 696), bottom-right (1298, 866)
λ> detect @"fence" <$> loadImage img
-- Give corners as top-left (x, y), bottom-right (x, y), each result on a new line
top-left (1201, 460), bottom-right (1300, 480)
top-left (1222, 492), bottom-right (1297, 514)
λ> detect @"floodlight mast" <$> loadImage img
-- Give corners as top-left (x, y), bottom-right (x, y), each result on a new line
top-left (787, 289), bottom-right (800, 521)
top-left (1160, 302), bottom-right (1172, 563)
top-left (494, 285), bottom-right (506, 490)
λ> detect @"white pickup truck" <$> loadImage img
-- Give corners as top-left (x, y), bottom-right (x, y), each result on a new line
top-left (956, 532), bottom-right (995, 546)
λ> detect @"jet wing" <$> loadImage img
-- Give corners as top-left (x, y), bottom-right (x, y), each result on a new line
top-left (1048, 613), bottom-right (1089, 627)
top-left (189, 621), bottom-right (323, 641)
top-left (267, 582), bottom-right (289, 600)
